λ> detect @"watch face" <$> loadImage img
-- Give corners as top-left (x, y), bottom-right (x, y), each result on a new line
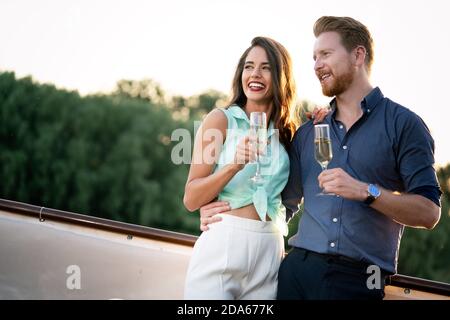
top-left (368, 184), bottom-right (381, 197)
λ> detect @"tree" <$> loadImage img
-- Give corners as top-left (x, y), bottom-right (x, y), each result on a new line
top-left (0, 72), bottom-right (199, 234)
top-left (397, 165), bottom-right (450, 282)
top-left (113, 79), bottom-right (166, 105)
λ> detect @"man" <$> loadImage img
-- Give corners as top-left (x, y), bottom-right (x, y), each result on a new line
top-left (276, 16), bottom-right (441, 299)
top-left (197, 16), bottom-right (441, 300)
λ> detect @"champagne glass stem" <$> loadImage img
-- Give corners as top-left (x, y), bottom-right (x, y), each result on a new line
top-left (256, 156), bottom-right (260, 177)
top-left (249, 111), bottom-right (266, 185)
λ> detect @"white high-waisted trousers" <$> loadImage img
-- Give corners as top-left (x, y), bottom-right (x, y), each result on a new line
top-left (184, 214), bottom-right (284, 300)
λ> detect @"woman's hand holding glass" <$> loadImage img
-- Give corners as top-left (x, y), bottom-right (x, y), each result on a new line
top-left (232, 134), bottom-right (266, 174)
top-left (233, 136), bottom-right (257, 171)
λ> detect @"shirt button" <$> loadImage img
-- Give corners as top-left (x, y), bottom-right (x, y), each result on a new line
top-left (339, 125), bottom-right (344, 129)
top-left (330, 242), bottom-right (336, 248)
top-left (367, 109), bottom-right (371, 113)
top-left (332, 218), bottom-right (338, 223)
top-left (343, 145), bottom-right (348, 150)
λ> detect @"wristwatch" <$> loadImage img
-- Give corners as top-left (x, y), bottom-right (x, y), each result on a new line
top-left (364, 184), bottom-right (381, 205)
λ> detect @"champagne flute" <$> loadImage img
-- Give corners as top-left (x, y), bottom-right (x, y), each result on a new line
top-left (314, 124), bottom-right (334, 196)
top-left (249, 112), bottom-right (267, 185)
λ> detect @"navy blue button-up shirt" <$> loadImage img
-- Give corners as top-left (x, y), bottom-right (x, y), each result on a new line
top-left (282, 87), bottom-right (441, 273)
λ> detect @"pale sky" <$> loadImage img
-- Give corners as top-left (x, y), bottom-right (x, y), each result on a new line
top-left (1, 0), bottom-right (449, 166)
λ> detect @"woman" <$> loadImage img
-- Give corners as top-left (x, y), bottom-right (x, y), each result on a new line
top-left (183, 37), bottom-right (324, 299)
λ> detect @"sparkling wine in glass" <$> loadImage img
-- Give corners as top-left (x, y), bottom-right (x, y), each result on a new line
top-left (314, 124), bottom-right (334, 195)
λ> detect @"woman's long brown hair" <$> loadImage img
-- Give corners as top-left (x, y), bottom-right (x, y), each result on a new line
top-left (228, 37), bottom-right (297, 149)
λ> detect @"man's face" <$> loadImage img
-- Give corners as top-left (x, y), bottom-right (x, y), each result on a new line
top-left (313, 31), bottom-right (355, 97)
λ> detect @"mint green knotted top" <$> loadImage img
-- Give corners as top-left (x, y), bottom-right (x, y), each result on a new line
top-left (213, 105), bottom-right (290, 236)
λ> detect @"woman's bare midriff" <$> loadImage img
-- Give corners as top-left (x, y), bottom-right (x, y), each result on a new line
top-left (222, 204), bottom-right (271, 221)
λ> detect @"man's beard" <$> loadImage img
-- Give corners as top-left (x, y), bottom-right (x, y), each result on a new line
top-left (321, 68), bottom-right (355, 97)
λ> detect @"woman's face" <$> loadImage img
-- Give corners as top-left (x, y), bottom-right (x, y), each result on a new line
top-left (241, 46), bottom-right (273, 105)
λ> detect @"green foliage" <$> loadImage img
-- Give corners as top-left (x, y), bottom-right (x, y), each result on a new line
top-left (0, 72), bottom-right (199, 234)
top-left (113, 79), bottom-right (226, 122)
top-left (113, 79), bottom-right (166, 104)
top-left (398, 165), bottom-right (450, 283)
